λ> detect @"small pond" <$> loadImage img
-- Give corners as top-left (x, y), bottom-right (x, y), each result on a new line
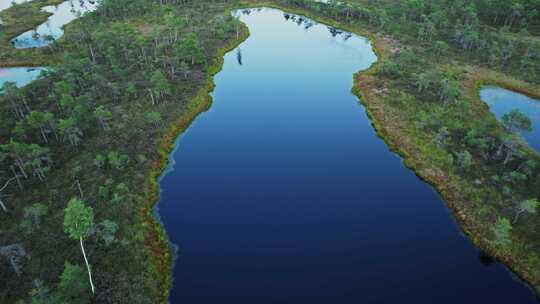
top-left (10, 0), bottom-right (97, 48)
top-left (0, 0), bottom-right (29, 13)
top-left (481, 86), bottom-right (540, 152)
top-left (0, 67), bottom-right (45, 88)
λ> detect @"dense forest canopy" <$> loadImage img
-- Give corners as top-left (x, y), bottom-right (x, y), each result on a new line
top-left (1, 0), bottom-right (243, 302)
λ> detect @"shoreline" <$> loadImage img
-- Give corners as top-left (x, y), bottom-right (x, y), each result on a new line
top-left (239, 1), bottom-right (540, 297)
top-left (140, 23), bottom-right (250, 303)
top-left (142, 2), bottom-right (540, 300)
top-left (353, 39), bottom-right (540, 298)
top-left (1, 1), bottom-right (538, 301)
top-left (0, 2), bottom-right (250, 301)
top-left (354, 70), bottom-right (540, 296)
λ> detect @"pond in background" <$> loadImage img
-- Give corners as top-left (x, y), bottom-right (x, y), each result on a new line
top-left (158, 8), bottom-right (537, 303)
top-left (0, 0), bottom-right (29, 12)
top-left (0, 67), bottom-right (45, 88)
top-left (481, 86), bottom-right (540, 152)
top-left (10, 0), bottom-right (97, 48)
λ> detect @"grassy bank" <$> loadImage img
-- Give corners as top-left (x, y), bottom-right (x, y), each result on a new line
top-left (354, 24), bottom-right (540, 300)
top-left (141, 24), bottom-right (250, 303)
top-left (355, 69), bottom-right (540, 294)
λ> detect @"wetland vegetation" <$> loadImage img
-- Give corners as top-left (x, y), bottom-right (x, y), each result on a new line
top-left (0, 0), bottom-right (539, 303)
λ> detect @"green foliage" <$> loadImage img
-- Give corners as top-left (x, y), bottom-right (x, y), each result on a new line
top-left (492, 217), bottom-right (513, 247)
top-left (414, 72), bottom-right (431, 92)
top-left (98, 185), bottom-right (109, 200)
top-left (94, 220), bottom-right (119, 246)
top-left (110, 183), bottom-right (129, 204)
top-left (3, 0), bottom-right (537, 301)
top-left (502, 109), bottom-right (533, 133)
top-left (519, 199), bottom-right (539, 214)
top-left (378, 60), bottom-right (401, 78)
top-left (432, 40), bottom-right (448, 55)
top-left (107, 151), bottom-right (129, 171)
top-left (28, 279), bottom-right (59, 304)
top-left (1, 0), bottom-right (244, 301)
top-left (136, 154), bottom-right (147, 163)
top-left (150, 70), bottom-right (171, 103)
top-left (145, 111), bottom-right (162, 127)
top-left (58, 262), bottom-right (91, 304)
top-left (438, 77), bottom-right (460, 104)
top-left (58, 118), bottom-right (83, 147)
top-left (279, 0), bottom-right (540, 83)
top-left (515, 199), bottom-right (539, 223)
top-left (63, 198), bottom-right (94, 240)
top-left (174, 33), bottom-right (205, 66)
top-left (93, 106), bottom-right (112, 130)
top-left (59, 94), bottom-right (76, 112)
top-left (14, 111), bottom-right (55, 144)
top-left (93, 154), bottom-right (106, 168)
top-left (0, 140), bottom-right (51, 181)
top-left (455, 150), bottom-right (473, 172)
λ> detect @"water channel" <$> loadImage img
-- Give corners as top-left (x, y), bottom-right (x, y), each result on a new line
top-left (157, 8), bottom-right (537, 303)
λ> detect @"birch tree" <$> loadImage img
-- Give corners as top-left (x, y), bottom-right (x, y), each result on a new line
top-left (63, 198), bottom-right (96, 294)
top-left (0, 175), bottom-right (17, 213)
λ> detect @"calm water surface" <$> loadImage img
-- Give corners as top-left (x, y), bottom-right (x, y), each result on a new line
top-left (481, 86), bottom-right (540, 152)
top-left (11, 0), bottom-right (96, 48)
top-left (0, 0), bottom-right (29, 12)
top-left (0, 67), bottom-right (45, 88)
top-left (158, 8), bottom-right (537, 303)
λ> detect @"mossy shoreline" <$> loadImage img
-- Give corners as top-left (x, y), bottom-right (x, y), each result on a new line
top-left (240, 0), bottom-right (540, 297)
top-left (353, 36), bottom-right (540, 298)
top-left (354, 70), bottom-right (540, 295)
top-left (139, 4), bottom-right (389, 301)
top-left (141, 2), bottom-right (540, 300)
top-left (140, 23), bottom-right (250, 303)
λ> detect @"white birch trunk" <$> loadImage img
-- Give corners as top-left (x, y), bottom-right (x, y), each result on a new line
top-left (80, 237), bottom-right (95, 294)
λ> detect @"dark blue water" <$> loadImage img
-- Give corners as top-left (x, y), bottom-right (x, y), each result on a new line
top-left (481, 86), bottom-right (540, 153)
top-left (10, 0), bottom-right (96, 48)
top-left (0, 67), bottom-right (45, 87)
top-left (158, 8), bottom-right (537, 303)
